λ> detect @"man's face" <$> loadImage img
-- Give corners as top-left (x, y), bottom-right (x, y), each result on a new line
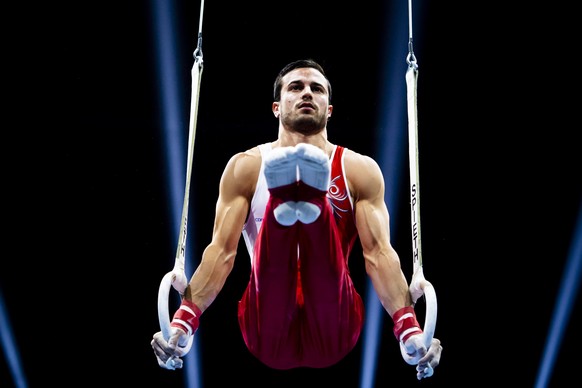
top-left (275, 67), bottom-right (332, 135)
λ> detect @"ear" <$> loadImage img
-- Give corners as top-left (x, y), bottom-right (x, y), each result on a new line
top-left (327, 104), bottom-right (333, 119)
top-left (272, 102), bottom-right (280, 118)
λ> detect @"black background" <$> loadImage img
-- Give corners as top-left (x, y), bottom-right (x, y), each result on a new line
top-left (3, 1), bottom-right (580, 387)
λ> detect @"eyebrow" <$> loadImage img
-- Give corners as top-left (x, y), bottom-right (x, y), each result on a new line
top-left (288, 79), bottom-right (326, 91)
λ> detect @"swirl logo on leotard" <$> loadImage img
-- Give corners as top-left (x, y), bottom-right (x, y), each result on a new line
top-left (327, 175), bottom-right (349, 219)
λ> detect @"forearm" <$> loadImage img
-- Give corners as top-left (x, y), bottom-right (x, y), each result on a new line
top-left (364, 247), bottom-right (412, 317)
top-left (181, 159), bottom-right (251, 312)
top-left (183, 242), bottom-right (236, 312)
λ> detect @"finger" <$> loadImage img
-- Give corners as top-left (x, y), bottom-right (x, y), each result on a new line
top-left (168, 328), bottom-right (187, 349)
top-left (166, 356), bottom-right (183, 370)
top-left (152, 331), bottom-right (181, 354)
top-left (152, 333), bottom-right (179, 368)
top-left (416, 358), bottom-right (434, 377)
top-left (172, 343), bottom-right (189, 358)
top-left (152, 331), bottom-right (166, 343)
top-left (416, 364), bottom-right (434, 380)
top-left (151, 337), bottom-right (167, 354)
top-left (424, 364), bottom-right (434, 378)
top-left (155, 353), bottom-right (172, 369)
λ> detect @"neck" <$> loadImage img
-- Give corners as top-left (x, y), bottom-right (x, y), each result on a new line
top-left (275, 127), bottom-right (331, 155)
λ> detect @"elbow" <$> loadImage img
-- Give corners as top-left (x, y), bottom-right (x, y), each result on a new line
top-left (363, 246), bottom-right (400, 275)
top-left (223, 249), bottom-right (237, 271)
top-left (363, 252), bottom-right (381, 274)
top-left (217, 241), bottom-right (238, 271)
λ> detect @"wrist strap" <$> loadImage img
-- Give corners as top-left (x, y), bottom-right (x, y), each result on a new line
top-left (392, 306), bottom-right (423, 343)
top-left (170, 299), bottom-right (202, 336)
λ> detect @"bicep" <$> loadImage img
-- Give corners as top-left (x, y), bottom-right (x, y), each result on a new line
top-left (209, 154), bottom-right (255, 252)
top-left (355, 197), bottom-right (392, 258)
top-left (186, 153), bottom-right (256, 308)
top-left (352, 158), bottom-right (410, 314)
top-left (211, 191), bottom-right (249, 253)
top-left (352, 156), bottom-right (392, 256)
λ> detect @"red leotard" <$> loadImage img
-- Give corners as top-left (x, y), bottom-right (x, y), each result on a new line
top-left (238, 143), bottom-right (364, 369)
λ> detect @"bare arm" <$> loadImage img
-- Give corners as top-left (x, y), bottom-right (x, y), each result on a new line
top-left (348, 151), bottom-right (412, 317)
top-left (151, 149), bottom-right (260, 369)
top-left (182, 149), bottom-right (260, 312)
top-left (347, 150), bottom-right (442, 379)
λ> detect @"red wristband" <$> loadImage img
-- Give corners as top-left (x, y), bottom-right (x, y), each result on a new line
top-left (170, 299), bottom-right (202, 336)
top-left (392, 306), bottom-right (423, 343)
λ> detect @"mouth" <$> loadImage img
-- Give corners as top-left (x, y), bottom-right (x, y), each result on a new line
top-left (298, 102), bottom-right (315, 111)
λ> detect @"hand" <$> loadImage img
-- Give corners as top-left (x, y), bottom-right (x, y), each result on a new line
top-left (402, 336), bottom-right (442, 380)
top-left (151, 328), bottom-right (192, 370)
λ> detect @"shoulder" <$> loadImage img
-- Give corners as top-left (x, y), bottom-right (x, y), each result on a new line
top-left (226, 146), bottom-right (262, 174)
top-left (343, 148), bottom-right (379, 170)
top-left (343, 148), bottom-right (384, 201)
top-left (221, 146), bottom-right (262, 198)
top-left (343, 148), bottom-right (383, 179)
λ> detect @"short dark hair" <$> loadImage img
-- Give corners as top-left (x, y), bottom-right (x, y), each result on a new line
top-left (273, 59), bottom-right (332, 103)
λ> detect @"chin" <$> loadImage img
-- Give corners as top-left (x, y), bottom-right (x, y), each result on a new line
top-left (291, 118), bottom-right (325, 135)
